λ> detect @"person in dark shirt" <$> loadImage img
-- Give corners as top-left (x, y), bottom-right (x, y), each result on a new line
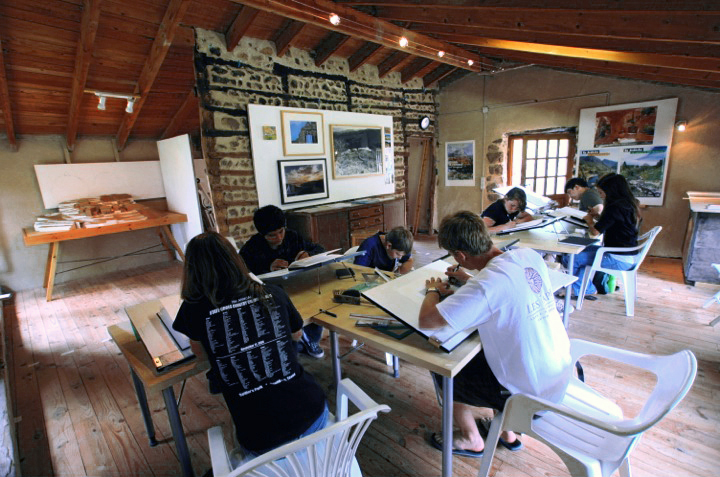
top-left (562, 173), bottom-right (640, 296)
top-left (240, 205), bottom-right (326, 358)
top-left (354, 226), bottom-right (414, 274)
top-left (173, 232), bottom-right (328, 455)
top-left (565, 177), bottom-right (603, 217)
top-left (481, 187), bottom-right (534, 233)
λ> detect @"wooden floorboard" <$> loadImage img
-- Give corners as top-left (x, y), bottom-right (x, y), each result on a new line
top-left (4, 241), bottom-right (720, 477)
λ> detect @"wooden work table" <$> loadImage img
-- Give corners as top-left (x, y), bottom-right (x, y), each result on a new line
top-left (23, 208), bottom-right (188, 301)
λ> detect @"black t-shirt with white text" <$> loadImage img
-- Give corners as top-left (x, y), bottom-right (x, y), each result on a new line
top-left (173, 284), bottom-right (326, 452)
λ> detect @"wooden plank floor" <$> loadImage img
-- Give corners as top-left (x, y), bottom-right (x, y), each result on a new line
top-left (4, 236), bottom-right (720, 476)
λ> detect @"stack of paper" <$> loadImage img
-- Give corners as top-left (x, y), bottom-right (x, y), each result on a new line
top-left (33, 214), bottom-right (77, 232)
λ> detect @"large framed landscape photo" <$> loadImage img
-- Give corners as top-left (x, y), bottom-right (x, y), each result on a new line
top-left (577, 98), bottom-right (678, 206)
top-left (277, 158), bottom-right (329, 204)
top-left (330, 125), bottom-right (383, 179)
top-left (281, 110), bottom-right (325, 156)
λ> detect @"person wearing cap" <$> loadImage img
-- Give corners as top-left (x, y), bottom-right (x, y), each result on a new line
top-left (481, 187), bottom-right (534, 233)
top-left (240, 205), bottom-right (326, 358)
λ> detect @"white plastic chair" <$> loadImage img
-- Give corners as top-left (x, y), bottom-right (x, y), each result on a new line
top-left (477, 338), bottom-right (697, 477)
top-left (208, 378), bottom-right (390, 477)
top-left (577, 226), bottom-right (662, 316)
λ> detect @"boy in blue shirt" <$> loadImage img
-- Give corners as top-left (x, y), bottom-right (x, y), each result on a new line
top-left (354, 227), bottom-right (414, 274)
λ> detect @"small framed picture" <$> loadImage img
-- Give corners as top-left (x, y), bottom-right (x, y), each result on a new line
top-left (262, 125), bottom-right (277, 140)
top-left (445, 140), bottom-right (475, 186)
top-left (280, 111), bottom-right (325, 156)
top-left (330, 124), bottom-right (383, 179)
top-left (277, 158), bottom-right (329, 204)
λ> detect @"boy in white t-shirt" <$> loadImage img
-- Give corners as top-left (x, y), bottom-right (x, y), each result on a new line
top-left (420, 211), bottom-right (572, 457)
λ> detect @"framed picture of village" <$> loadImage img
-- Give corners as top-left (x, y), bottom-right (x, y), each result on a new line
top-left (445, 140), bottom-right (475, 186)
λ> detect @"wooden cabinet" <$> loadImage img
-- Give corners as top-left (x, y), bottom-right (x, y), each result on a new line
top-left (286, 198), bottom-right (406, 251)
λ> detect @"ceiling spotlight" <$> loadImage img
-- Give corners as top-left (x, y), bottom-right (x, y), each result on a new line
top-left (399, 36), bottom-right (408, 48)
top-left (329, 13), bottom-right (340, 25)
top-left (675, 120), bottom-right (687, 132)
top-left (437, 50), bottom-right (445, 58)
top-left (467, 59), bottom-right (474, 66)
top-left (125, 98), bottom-right (135, 114)
top-left (97, 95), bottom-right (106, 110)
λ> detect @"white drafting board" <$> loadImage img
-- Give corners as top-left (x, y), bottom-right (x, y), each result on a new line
top-left (34, 162), bottom-right (165, 209)
top-left (362, 260), bottom-right (474, 352)
top-left (247, 104), bottom-right (394, 210)
top-left (157, 135), bottom-right (204, 255)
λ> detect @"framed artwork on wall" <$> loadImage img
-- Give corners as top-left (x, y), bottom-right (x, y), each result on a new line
top-left (280, 110), bottom-right (325, 156)
top-left (577, 98), bottom-right (678, 206)
top-left (445, 140), bottom-right (475, 186)
top-left (277, 158), bottom-right (329, 204)
top-left (330, 125), bottom-right (383, 179)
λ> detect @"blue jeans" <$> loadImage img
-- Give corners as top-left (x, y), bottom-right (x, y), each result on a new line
top-left (562, 246), bottom-right (634, 295)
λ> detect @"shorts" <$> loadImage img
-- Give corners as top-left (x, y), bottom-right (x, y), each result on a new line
top-left (433, 350), bottom-right (510, 411)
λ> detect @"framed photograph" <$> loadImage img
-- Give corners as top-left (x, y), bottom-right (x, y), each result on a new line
top-left (280, 111), bottom-right (325, 156)
top-left (330, 125), bottom-right (383, 179)
top-left (577, 98), bottom-right (678, 206)
top-left (445, 140), bottom-right (475, 186)
top-left (277, 158), bottom-right (329, 204)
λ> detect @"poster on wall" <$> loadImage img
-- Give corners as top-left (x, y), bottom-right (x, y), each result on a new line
top-left (445, 140), bottom-right (475, 187)
top-left (277, 158), bottom-right (329, 204)
top-left (330, 125), bottom-right (383, 179)
top-left (577, 98), bottom-right (677, 206)
top-left (280, 110), bottom-right (325, 156)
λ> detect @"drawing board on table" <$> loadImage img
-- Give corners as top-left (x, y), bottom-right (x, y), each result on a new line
top-left (248, 104), bottom-right (394, 210)
top-left (361, 260), bottom-right (476, 352)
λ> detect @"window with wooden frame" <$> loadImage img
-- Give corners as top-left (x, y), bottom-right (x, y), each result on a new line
top-left (508, 133), bottom-right (576, 206)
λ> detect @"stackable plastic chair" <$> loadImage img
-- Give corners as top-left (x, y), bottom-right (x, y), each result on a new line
top-left (208, 378), bottom-right (390, 477)
top-left (477, 338), bottom-right (697, 477)
top-left (577, 226), bottom-right (662, 316)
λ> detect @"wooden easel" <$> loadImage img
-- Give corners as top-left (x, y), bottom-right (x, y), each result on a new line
top-left (412, 137), bottom-right (433, 235)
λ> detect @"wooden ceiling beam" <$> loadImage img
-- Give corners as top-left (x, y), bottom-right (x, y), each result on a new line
top-left (378, 51), bottom-right (413, 78)
top-left (274, 20), bottom-right (309, 57)
top-left (116, 0), bottom-right (192, 151)
top-left (66, 0), bottom-right (102, 152)
top-left (348, 42), bottom-right (384, 72)
top-left (400, 58), bottom-right (433, 83)
top-left (481, 50), bottom-right (720, 90)
top-left (423, 64), bottom-right (457, 87)
top-left (423, 24), bottom-right (720, 59)
top-left (334, 0), bottom-right (715, 9)
top-left (314, 32), bottom-right (352, 66)
top-left (371, 6), bottom-right (720, 44)
top-left (229, 0), bottom-right (485, 72)
top-left (0, 39), bottom-right (17, 150)
top-left (162, 89), bottom-right (198, 139)
top-left (225, 5), bottom-right (261, 52)
top-left (450, 36), bottom-right (720, 73)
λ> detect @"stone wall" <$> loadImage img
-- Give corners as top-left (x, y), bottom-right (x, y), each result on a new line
top-left (194, 29), bottom-right (438, 242)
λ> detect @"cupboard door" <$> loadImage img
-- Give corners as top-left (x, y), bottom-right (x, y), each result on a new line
top-left (383, 198), bottom-right (406, 230)
top-left (313, 211), bottom-right (350, 251)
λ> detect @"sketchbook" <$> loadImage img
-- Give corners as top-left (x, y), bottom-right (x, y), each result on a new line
top-left (257, 249), bottom-right (363, 280)
top-left (558, 236), bottom-right (600, 247)
top-left (361, 260), bottom-right (475, 352)
top-left (495, 216), bottom-right (561, 235)
top-left (288, 249), bottom-right (341, 269)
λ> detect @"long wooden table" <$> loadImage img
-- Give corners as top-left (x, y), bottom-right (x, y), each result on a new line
top-left (23, 208), bottom-right (187, 301)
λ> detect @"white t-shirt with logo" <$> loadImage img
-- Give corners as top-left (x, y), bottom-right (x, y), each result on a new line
top-left (437, 248), bottom-right (571, 403)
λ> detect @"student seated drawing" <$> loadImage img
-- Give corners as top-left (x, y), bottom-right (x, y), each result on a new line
top-left (481, 187), bottom-right (534, 233)
top-left (239, 205), bottom-right (326, 358)
top-left (561, 173), bottom-right (640, 297)
top-left (419, 211), bottom-right (572, 457)
top-left (564, 177), bottom-right (604, 218)
top-left (354, 226), bottom-right (415, 274)
top-left (173, 233), bottom-right (328, 456)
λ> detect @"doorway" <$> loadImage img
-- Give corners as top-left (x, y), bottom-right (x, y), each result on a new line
top-left (407, 136), bottom-right (436, 235)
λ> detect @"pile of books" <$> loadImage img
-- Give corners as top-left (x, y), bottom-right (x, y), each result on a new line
top-left (33, 194), bottom-right (148, 232)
